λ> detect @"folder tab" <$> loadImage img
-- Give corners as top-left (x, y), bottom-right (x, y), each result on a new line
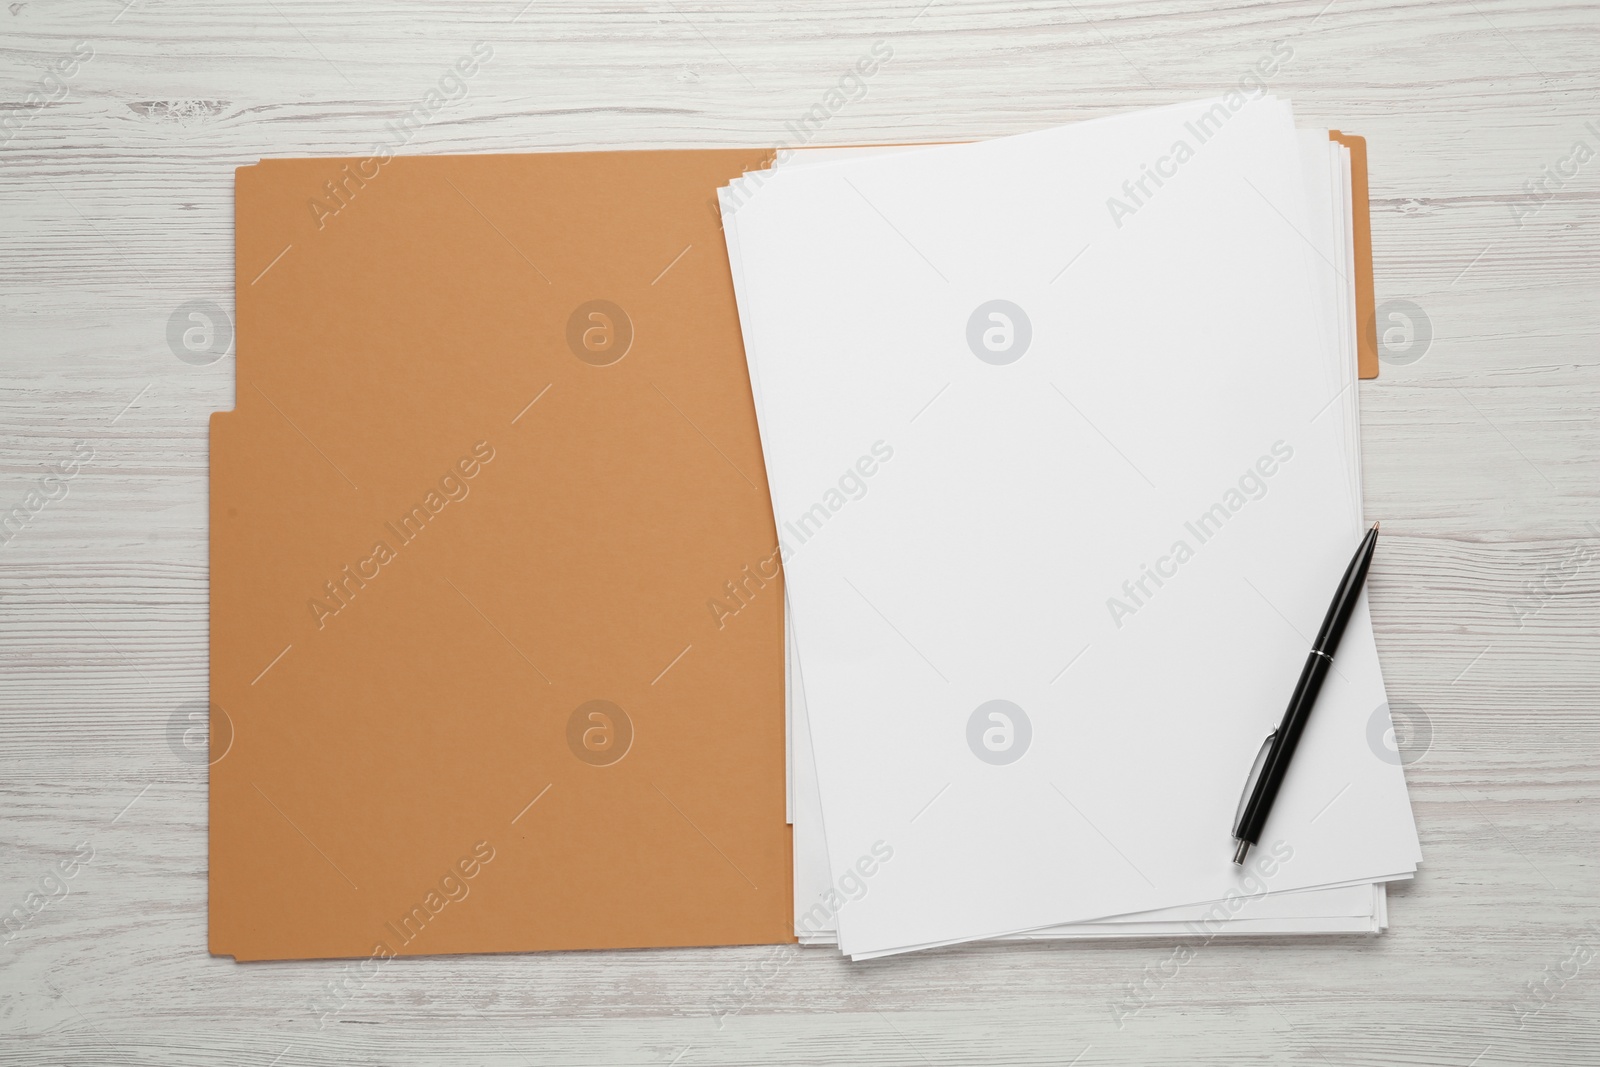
top-left (1329, 131), bottom-right (1379, 380)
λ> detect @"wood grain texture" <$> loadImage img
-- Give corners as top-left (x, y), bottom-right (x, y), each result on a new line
top-left (2, 0), bottom-right (1598, 1063)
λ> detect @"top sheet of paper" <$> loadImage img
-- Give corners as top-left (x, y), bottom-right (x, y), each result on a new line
top-left (723, 97), bottom-right (1420, 956)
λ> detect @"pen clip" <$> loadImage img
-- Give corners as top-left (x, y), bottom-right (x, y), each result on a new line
top-left (1233, 729), bottom-right (1277, 838)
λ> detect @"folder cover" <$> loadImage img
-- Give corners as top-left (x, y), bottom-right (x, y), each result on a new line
top-left (212, 149), bottom-right (791, 961)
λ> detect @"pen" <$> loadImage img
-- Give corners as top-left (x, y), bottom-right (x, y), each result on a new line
top-left (1231, 522), bottom-right (1380, 865)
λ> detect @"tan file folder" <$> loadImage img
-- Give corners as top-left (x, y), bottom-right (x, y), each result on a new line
top-left (212, 149), bottom-right (792, 961)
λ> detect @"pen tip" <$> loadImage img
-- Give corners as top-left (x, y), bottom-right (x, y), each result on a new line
top-left (1232, 839), bottom-right (1250, 865)
top-left (1372, 520), bottom-right (1380, 531)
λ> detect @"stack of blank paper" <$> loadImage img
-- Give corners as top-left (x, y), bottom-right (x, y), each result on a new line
top-left (721, 97), bottom-right (1421, 958)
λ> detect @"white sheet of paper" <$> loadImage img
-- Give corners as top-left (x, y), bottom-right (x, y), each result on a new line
top-left (726, 97), bottom-right (1420, 956)
top-left (780, 135), bottom-right (1395, 947)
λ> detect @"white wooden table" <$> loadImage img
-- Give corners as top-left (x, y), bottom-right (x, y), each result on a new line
top-left (3, 1), bottom-right (1598, 1063)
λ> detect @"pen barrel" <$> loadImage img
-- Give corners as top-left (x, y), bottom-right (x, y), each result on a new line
top-left (1311, 527), bottom-right (1379, 655)
top-left (1235, 652), bottom-right (1332, 845)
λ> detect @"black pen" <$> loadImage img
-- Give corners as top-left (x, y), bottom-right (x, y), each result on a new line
top-left (1232, 522), bottom-right (1380, 865)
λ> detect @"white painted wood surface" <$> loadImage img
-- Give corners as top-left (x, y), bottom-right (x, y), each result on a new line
top-left (3, 0), bottom-right (1598, 1063)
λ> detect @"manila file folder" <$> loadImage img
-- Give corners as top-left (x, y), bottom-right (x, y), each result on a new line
top-left (212, 149), bottom-right (791, 961)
